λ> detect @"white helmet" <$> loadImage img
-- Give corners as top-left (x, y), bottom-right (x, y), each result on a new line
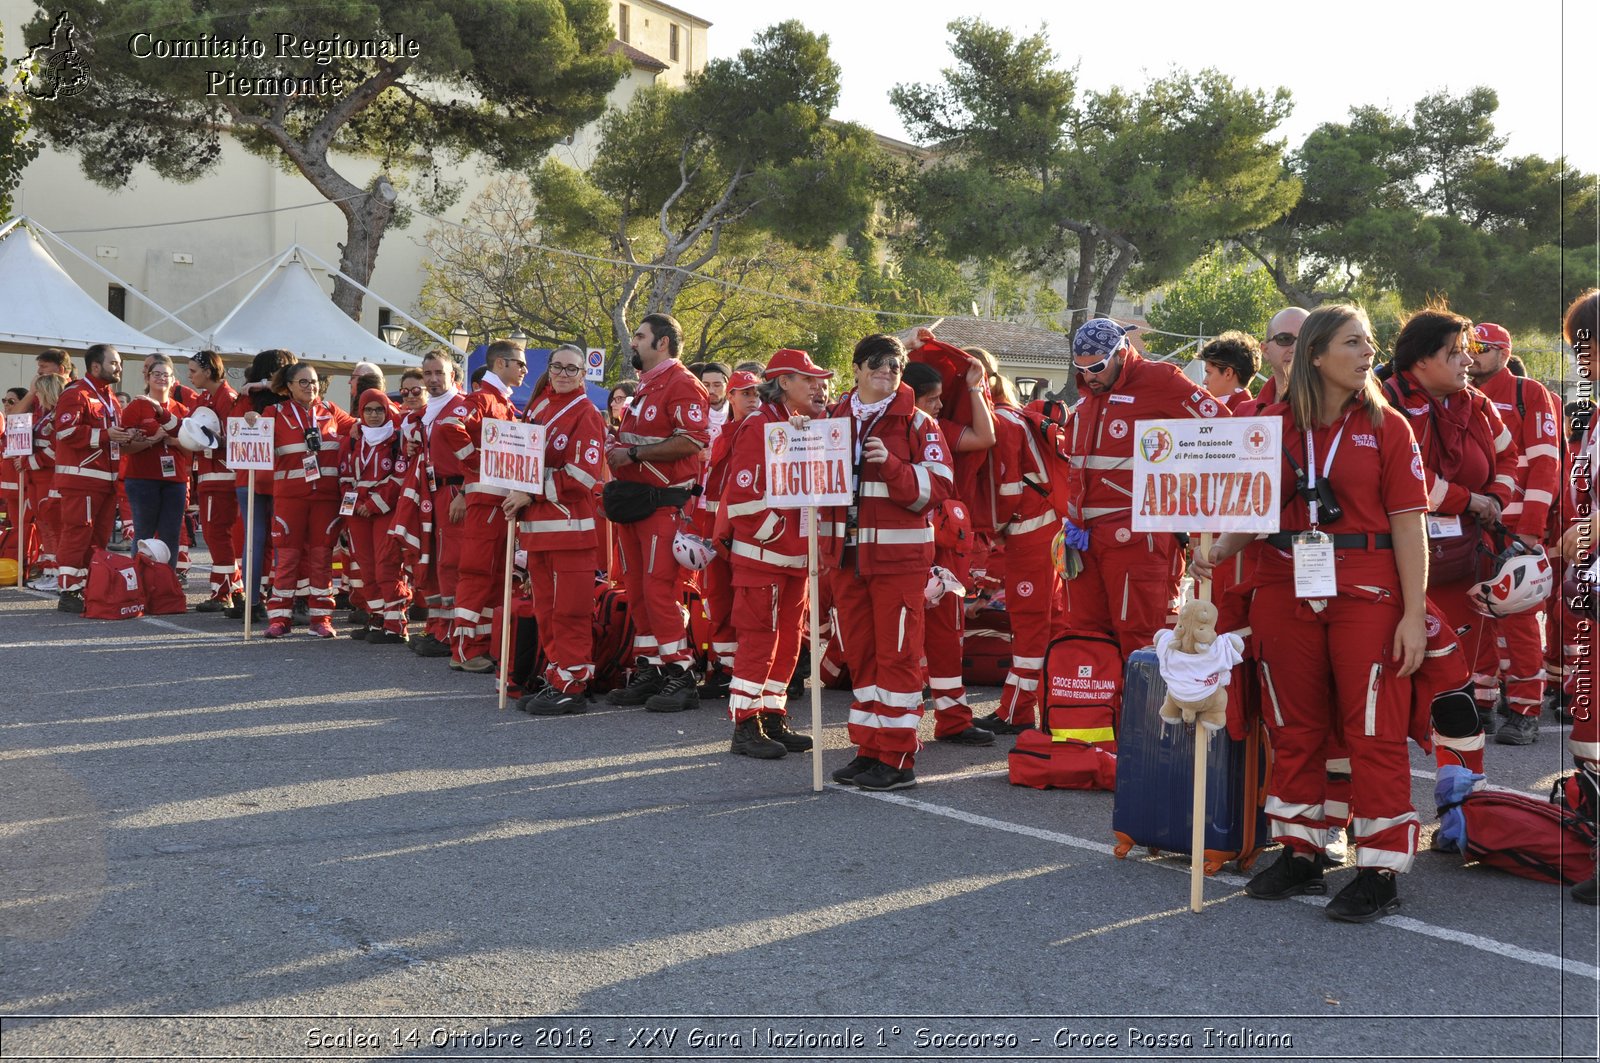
top-left (177, 417), bottom-right (220, 452)
top-left (672, 531), bottom-right (716, 571)
top-left (136, 538), bottom-right (171, 565)
top-left (1469, 544), bottom-right (1553, 618)
top-left (923, 564), bottom-right (964, 606)
top-left (189, 406), bottom-right (221, 437)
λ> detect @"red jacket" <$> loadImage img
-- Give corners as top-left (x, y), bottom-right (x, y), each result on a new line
top-left (615, 358), bottom-right (710, 488)
top-left (271, 398), bottom-right (356, 500)
top-left (721, 402), bottom-right (811, 574)
top-left (191, 383), bottom-right (238, 495)
top-left (338, 426), bottom-right (408, 517)
top-left (1061, 351), bottom-right (1222, 534)
top-left (52, 377), bottom-right (122, 493)
top-left (691, 416), bottom-right (744, 538)
top-left (516, 387), bottom-right (606, 553)
top-left (1476, 366), bottom-right (1562, 539)
top-left (1382, 371), bottom-right (1517, 515)
top-left (992, 404), bottom-right (1060, 540)
top-left (21, 408), bottom-right (57, 493)
top-left (1234, 376), bottom-right (1280, 419)
top-left (423, 391), bottom-right (477, 484)
top-left (119, 396), bottom-right (190, 482)
top-left (820, 385), bottom-right (952, 575)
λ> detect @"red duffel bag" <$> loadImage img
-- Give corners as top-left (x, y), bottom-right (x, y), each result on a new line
top-left (83, 548), bottom-right (145, 620)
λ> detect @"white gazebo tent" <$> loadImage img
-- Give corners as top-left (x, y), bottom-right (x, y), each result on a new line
top-left (0, 217), bottom-right (195, 357)
top-left (189, 246), bottom-right (444, 370)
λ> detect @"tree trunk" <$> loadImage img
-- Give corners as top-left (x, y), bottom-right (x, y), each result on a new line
top-left (1094, 238), bottom-right (1138, 319)
top-left (330, 177), bottom-right (397, 321)
top-left (1067, 231), bottom-right (1099, 329)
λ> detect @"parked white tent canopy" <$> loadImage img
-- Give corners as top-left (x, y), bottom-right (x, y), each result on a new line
top-left (189, 246), bottom-right (444, 370)
top-left (0, 217), bottom-right (195, 356)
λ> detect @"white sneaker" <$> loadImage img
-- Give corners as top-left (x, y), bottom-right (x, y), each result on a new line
top-left (1324, 826), bottom-right (1350, 865)
top-left (28, 575), bottom-right (58, 591)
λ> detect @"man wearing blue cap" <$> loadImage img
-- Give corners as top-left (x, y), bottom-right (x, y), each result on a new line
top-left (1059, 318), bottom-right (1222, 657)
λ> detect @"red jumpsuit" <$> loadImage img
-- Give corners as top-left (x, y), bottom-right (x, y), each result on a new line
top-left (691, 424), bottom-right (741, 672)
top-left (267, 398), bottom-right (356, 628)
top-left (613, 359), bottom-right (710, 667)
top-left (452, 380), bottom-right (518, 663)
top-left (1250, 400), bottom-right (1429, 871)
top-left (921, 417), bottom-right (977, 738)
top-left (719, 401), bottom-right (813, 723)
top-left (989, 403), bottom-right (1062, 726)
top-left (51, 377), bottom-right (123, 594)
top-left (338, 423), bottom-right (408, 634)
top-left (23, 411), bottom-right (59, 579)
top-left (821, 385), bottom-right (953, 769)
top-left (516, 388), bottom-right (606, 693)
top-left (1382, 372), bottom-right (1517, 729)
top-left (191, 383), bottom-right (240, 602)
top-left (421, 392), bottom-right (477, 643)
top-left (1476, 368), bottom-right (1562, 720)
top-left (1060, 352), bottom-right (1222, 657)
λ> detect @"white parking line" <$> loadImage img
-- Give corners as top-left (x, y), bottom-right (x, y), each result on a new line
top-left (840, 784), bottom-right (1600, 981)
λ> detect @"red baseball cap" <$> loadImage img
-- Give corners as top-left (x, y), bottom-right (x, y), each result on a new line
top-left (764, 348), bottom-right (834, 379)
top-left (1473, 322), bottom-right (1512, 351)
top-left (727, 370), bottom-right (759, 391)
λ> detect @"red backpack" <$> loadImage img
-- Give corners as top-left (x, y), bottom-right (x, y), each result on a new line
top-left (1008, 630), bottom-right (1124, 791)
top-left (589, 582), bottom-right (634, 692)
top-left (136, 555), bottom-right (188, 615)
top-left (83, 548), bottom-right (145, 620)
top-left (1459, 787), bottom-right (1598, 885)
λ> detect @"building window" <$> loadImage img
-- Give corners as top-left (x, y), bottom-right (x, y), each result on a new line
top-left (108, 284), bottom-right (126, 321)
top-left (669, 23), bottom-right (679, 62)
top-left (617, 3), bottom-right (629, 42)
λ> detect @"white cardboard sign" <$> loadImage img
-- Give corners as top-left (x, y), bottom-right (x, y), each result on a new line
top-left (764, 417), bottom-right (854, 509)
top-left (227, 418), bottom-right (275, 471)
top-left (4, 414), bottom-right (32, 458)
top-left (479, 418), bottom-right (547, 494)
top-left (1130, 417), bottom-right (1282, 534)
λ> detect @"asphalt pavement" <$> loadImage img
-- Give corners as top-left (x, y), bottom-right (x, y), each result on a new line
top-left (1, 567), bottom-right (1597, 1063)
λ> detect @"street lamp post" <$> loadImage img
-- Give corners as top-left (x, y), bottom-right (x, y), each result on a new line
top-left (449, 323), bottom-right (470, 352)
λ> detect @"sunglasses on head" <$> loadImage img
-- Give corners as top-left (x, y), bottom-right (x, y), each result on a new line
top-left (1266, 332), bottom-right (1298, 347)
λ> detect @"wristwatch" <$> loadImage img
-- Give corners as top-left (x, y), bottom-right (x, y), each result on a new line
top-left (628, 445), bottom-right (639, 462)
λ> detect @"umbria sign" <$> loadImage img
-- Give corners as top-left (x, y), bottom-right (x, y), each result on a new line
top-left (1130, 418), bottom-right (1281, 534)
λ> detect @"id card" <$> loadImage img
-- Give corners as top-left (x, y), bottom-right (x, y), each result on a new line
top-left (1426, 514), bottom-right (1463, 538)
top-left (302, 455), bottom-right (321, 480)
top-left (109, 441), bottom-right (120, 462)
top-left (159, 454), bottom-right (177, 479)
top-left (426, 467), bottom-right (437, 494)
top-left (339, 490), bottom-right (359, 517)
top-left (1292, 530), bottom-right (1338, 599)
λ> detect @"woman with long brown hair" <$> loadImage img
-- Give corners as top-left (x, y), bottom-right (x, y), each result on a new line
top-left (1195, 304), bottom-right (1429, 922)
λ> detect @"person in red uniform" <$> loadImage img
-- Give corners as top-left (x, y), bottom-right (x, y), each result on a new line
top-left (1235, 308), bottom-right (1307, 419)
top-left (714, 349), bottom-right (833, 757)
top-left (339, 388), bottom-right (409, 645)
top-left (1465, 321), bottom-right (1564, 744)
top-left (451, 340), bottom-right (527, 672)
top-left (410, 350), bottom-right (476, 658)
top-left (963, 346), bottom-right (1063, 732)
top-left (1059, 319), bottom-right (1222, 658)
top-left (184, 351), bottom-right (241, 611)
top-left (903, 359), bottom-right (996, 745)
top-left (120, 354), bottom-right (191, 572)
top-left (505, 345), bottom-right (608, 713)
top-left (1199, 331), bottom-right (1262, 413)
top-left (225, 349), bottom-right (295, 623)
top-left (250, 363), bottom-right (356, 638)
top-left (53, 344), bottom-right (141, 612)
top-left (604, 314), bottom-right (711, 713)
top-left (1380, 306), bottom-right (1517, 755)
top-left (1194, 303), bottom-right (1430, 922)
top-left (14, 375), bottom-right (63, 590)
top-left (1556, 289), bottom-right (1600, 905)
top-left (825, 334), bottom-right (953, 792)
top-left (693, 369), bottom-right (762, 700)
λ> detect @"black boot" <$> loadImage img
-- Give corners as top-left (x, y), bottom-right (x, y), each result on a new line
top-left (760, 712), bottom-right (813, 752)
top-left (698, 664), bottom-right (732, 699)
top-left (730, 716), bottom-right (787, 759)
top-left (606, 659), bottom-right (665, 706)
top-left (645, 664), bottom-right (700, 713)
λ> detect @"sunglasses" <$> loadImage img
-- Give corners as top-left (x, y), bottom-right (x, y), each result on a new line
top-left (1469, 342), bottom-right (1505, 354)
top-left (502, 360), bottom-right (528, 370)
top-left (398, 386), bottom-right (423, 397)
top-left (1074, 355), bottom-right (1113, 375)
top-left (2, 397), bottom-right (17, 406)
top-left (548, 363), bottom-right (585, 376)
top-left (862, 355), bottom-right (905, 373)
top-left (1266, 332), bottom-right (1299, 347)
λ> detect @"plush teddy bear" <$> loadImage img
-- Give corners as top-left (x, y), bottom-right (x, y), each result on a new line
top-left (1152, 599), bottom-right (1244, 732)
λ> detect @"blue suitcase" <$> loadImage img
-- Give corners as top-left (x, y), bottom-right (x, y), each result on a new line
top-left (1111, 647), bottom-right (1271, 875)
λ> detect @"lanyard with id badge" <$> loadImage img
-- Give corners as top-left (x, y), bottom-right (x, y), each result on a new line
top-left (288, 402), bottom-right (323, 481)
top-left (1292, 418), bottom-right (1349, 600)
